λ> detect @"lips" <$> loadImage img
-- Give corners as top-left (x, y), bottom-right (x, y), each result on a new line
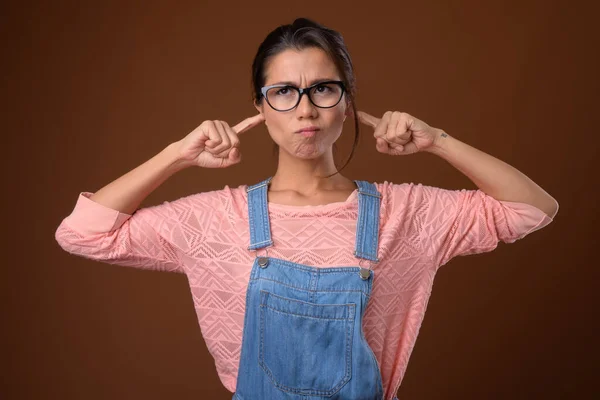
top-left (296, 127), bottom-right (320, 133)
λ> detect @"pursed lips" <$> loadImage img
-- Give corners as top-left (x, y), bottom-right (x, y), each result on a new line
top-left (296, 127), bottom-right (320, 133)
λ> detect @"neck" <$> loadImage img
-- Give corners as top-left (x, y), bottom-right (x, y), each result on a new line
top-left (270, 148), bottom-right (353, 194)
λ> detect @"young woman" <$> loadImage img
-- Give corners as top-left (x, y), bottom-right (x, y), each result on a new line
top-left (55, 17), bottom-right (558, 400)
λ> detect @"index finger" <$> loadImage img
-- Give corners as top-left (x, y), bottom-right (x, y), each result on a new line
top-left (356, 111), bottom-right (380, 129)
top-left (232, 113), bottom-right (265, 134)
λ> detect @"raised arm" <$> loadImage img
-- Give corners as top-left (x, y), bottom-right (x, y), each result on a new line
top-left (357, 110), bottom-right (559, 219)
top-left (88, 114), bottom-right (264, 214)
top-left (88, 142), bottom-right (188, 215)
top-left (424, 130), bottom-right (559, 219)
top-left (55, 114), bottom-right (265, 271)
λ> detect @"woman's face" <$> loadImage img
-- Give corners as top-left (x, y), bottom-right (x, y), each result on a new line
top-left (255, 47), bottom-right (350, 159)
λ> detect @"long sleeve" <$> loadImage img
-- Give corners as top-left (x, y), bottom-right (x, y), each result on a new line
top-left (416, 184), bottom-right (555, 269)
top-left (55, 192), bottom-right (187, 273)
top-left (386, 183), bottom-right (555, 270)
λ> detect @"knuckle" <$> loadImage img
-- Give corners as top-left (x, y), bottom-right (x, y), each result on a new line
top-left (199, 120), bottom-right (211, 132)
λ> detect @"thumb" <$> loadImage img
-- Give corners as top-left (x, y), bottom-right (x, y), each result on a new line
top-left (218, 147), bottom-right (241, 168)
top-left (228, 147), bottom-right (241, 163)
top-left (376, 138), bottom-right (389, 153)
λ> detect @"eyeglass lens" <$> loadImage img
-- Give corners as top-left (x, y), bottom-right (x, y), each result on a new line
top-left (266, 83), bottom-right (343, 111)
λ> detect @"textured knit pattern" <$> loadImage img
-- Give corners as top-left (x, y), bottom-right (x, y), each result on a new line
top-left (55, 181), bottom-right (554, 399)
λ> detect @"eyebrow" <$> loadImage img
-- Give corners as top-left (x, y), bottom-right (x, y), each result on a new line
top-left (268, 78), bottom-right (337, 87)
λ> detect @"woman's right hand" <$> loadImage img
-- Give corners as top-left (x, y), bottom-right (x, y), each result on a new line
top-left (176, 114), bottom-right (265, 169)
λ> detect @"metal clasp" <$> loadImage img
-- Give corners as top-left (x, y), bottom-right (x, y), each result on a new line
top-left (255, 247), bottom-right (269, 268)
top-left (358, 258), bottom-right (372, 280)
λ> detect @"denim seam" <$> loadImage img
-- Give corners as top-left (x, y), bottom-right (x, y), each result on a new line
top-left (262, 304), bottom-right (352, 321)
top-left (235, 262), bottom-right (258, 396)
top-left (261, 289), bottom-right (355, 308)
top-left (247, 187), bottom-right (256, 249)
top-left (254, 258), bottom-right (376, 274)
top-left (249, 239), bottom-right (272, 248)
top-left (251, 277), bottom-right (371, 297)
top-left (360, 283), bottom-right (384, 397)
top-left (355, 181), bottom-right (366, 259)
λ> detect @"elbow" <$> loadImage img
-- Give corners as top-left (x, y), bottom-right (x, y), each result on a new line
top-left (55, 222), bottom-right (75, 252)
top-left (55, 223), bottom-right (66, 247)
top-left (542, 197), bottom-right (560, 220)
top-left (551, 203), bottom-right (559, 219)
top-left (54, 221), bottom-right (94, 255)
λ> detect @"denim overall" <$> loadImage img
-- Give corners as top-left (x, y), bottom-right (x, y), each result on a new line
top-left (233, 177), bottom-right (396, 400)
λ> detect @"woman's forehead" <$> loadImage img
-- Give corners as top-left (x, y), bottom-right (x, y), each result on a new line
top-left (265, 48), bottom-right (340, 85)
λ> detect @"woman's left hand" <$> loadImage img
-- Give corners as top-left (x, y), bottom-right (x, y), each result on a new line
top-left (357, 111), bottom-right (441, 155)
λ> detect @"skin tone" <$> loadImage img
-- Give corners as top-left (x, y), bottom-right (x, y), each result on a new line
top-left (88, 46), bottom-right (557, 215)
top-left (253, 47), bottom-right (357, 204)
top-left (188, 46), bottom-right (557, 215)
top-left (248, 47), bottom-right (557, 216)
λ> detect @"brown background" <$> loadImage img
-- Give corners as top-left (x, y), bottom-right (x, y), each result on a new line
top-left (3, 0), bottom-right (598, 399)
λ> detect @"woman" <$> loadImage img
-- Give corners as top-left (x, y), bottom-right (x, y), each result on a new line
top-left (55, 18), bottom-right (558, 400)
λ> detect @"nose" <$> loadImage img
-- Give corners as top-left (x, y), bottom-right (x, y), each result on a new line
top-left (296, 92), bottom-right (317, 118)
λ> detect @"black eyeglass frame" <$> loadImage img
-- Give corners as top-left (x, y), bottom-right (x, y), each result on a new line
top-left (260, 80), bottom-right (347, 112)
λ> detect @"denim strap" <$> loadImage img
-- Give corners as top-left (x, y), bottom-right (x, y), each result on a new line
top-left (353, 180), bottom-right (381, 262)
top-left (246, 177), bottom-right (274, 250)
top-left (247, 177), bottom-right (381, 263)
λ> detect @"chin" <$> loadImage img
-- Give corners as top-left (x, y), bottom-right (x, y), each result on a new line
top-left (291, 142), bottom-right (332, 159)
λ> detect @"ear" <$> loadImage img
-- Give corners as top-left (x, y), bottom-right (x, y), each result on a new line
top-left (344, 104), bottom-right (353, 120)
top-left (254, 100), bottom-right (267, 125)
top-left (343, 95), bottom-right (353, 118)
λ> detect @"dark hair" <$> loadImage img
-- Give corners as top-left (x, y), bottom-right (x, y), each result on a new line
top-left (251, 18), bottom-right (359, 179)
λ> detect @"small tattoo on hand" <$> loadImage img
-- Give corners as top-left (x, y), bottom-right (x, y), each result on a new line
top-left (440, 132), bottom-right (448, 138)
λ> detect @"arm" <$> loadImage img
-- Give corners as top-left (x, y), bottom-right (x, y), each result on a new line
top-left (56, 113), bottom-right (261, 270)
top-left (425, 130), bottom-right (559, 219)
top-left (89, 142), bottom-right (190, 215)
top-left (55, 142), bottom-right (194, 273)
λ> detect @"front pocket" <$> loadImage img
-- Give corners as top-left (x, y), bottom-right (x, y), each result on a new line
top-left (259, 290), bottom-right (355, 396)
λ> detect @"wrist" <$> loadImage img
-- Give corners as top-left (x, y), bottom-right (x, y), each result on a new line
top-left (424, 129), bottom-right (450, 156)
top-left (164, 141), bottom-right (193, 172)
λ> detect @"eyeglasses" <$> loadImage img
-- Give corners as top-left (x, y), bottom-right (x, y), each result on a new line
top-left (260, 80), bottom-right (346, 112)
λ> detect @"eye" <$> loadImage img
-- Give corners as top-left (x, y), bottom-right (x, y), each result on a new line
top-left (275, 87), bottom-right (289, 95)
top-left (315, 84), bottom-right (331, 93)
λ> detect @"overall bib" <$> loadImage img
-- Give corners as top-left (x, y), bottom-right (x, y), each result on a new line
top-left (233, 177), bottom-right (396, 400)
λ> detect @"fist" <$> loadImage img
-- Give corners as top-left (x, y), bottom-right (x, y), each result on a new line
top-left (357, 110), bottom-right (441, 155)
top-left (176, 114), bottom-right (265, 168)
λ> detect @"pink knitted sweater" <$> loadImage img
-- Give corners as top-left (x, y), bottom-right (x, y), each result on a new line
top-left (55, 181), bottom-right (554, 399)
